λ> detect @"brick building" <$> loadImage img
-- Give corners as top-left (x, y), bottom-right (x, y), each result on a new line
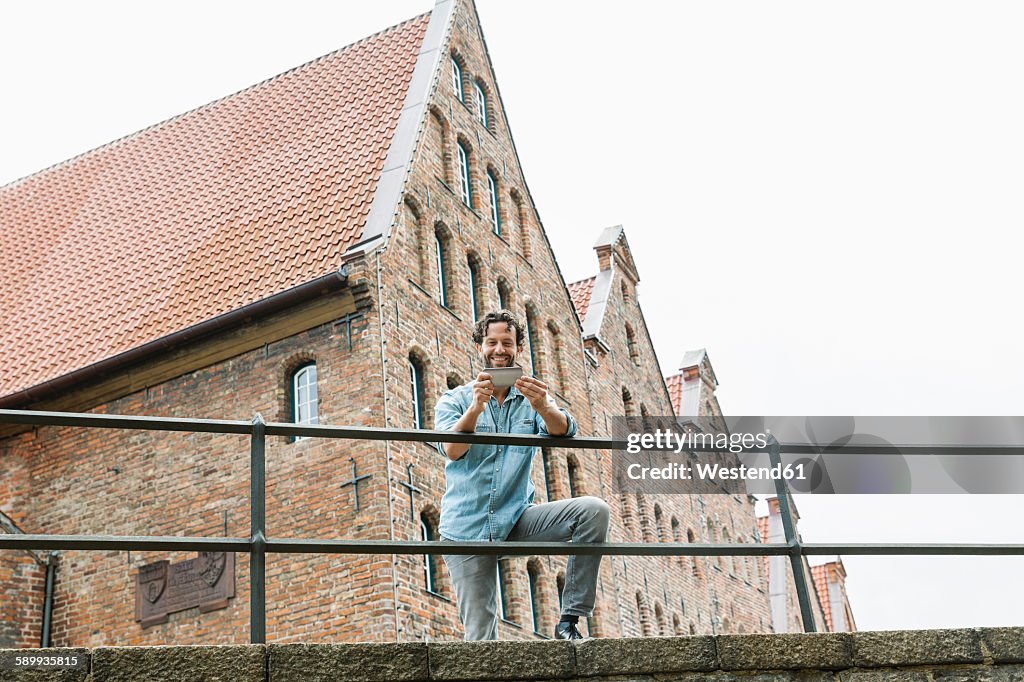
top-left (3, 0), bottom-right (784, 646)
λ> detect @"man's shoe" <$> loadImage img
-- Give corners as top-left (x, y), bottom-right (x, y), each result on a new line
top-left (554, 621), bottom-right (584, 640)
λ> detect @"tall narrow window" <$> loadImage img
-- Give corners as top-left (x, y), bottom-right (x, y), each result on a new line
top-left (527, 562), bottom-right (542, 634)
top-left (567, 454), bottom-right (583, 498)
top-left (292, 364), bottom-right (318, 440)
top-left (547, 322), bottom-right (567, 394)
top-left (468, 256), bottom-right (481, 321)
top-left (410, 357), bottom-right (425, 429)
top-left (526, 307), bottom-right (541, 377)
top-left (457, 142), bottom-right (472, 208)
top-left (421, 514), bottom-right (440, 593)
top-left (626, 324), bottom-right (640, 365)
top-left (450, 57), bottom-right (464, 101)
top-left (473, 81), bottom-right (488, 127)
top-left (497, 560), bottom-right (511, 621)
top-left (541, 448), bottom-right (556, 500)
top-left (487, 170), bottom-right (501, 235)
top-left (497, 279), bottom-right (511, 311)
top-left (435, 233), bottom-right (448, 307)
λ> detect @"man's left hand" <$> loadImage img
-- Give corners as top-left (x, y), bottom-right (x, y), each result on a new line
top-left (515, 376), bottom-right (550, 412)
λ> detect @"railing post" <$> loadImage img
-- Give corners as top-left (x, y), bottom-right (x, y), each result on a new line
top-left (250, 413), bottom-right (267, 644)
top-left (768, 436), bottom-right (817, 632)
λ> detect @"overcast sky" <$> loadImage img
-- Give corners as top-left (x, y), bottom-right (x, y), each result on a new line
top-left (2, 1), bottom-right (1022, 632)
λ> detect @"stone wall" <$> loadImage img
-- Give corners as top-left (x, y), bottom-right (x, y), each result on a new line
top-left (2, 628), bottom-right (1021, 681)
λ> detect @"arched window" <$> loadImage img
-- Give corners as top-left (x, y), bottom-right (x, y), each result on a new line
top-left (619, 494), bottom-right (637, 538)
top-left (473, 81), bottom-right (488, 128)
top-left (421, 513), bottom-right (441, 594)
top-left (625, 323), bottom-right (640, 365)
top-left (653, 503), bottom-right (665, 542)
top-left (622, 387), bottom-right (636, 417)
top-left (525, 306), bottom-right (541, 377)
top-left (655, 602), bottom-right (668, 636)
top-left (621, 280), bottom-right (633, 305)
top-left (446, 373), bottom-right (463, 391)
top-left (671, 517), bottom-right (684, 569)
top-left (497, 278), bottom-right (511, 311)
top-left (687, 528), bottom-right (703, 579)
top-left (510, 189), bottom-right (531, 261)
top-left (541, 448), bottom-right (558, 501)
top-left (567, 453), bottom-right (583, 498)
top-left (637, 493), bottom-right (654, 543)
top-left (450, 56), bottom-right (464, 102)
top-left (636, 592), bottom-right (653, 637)
top-left (527, 559), bottom-right (543, 634)
top-left (456, 141), bottom-right (472, 208)
top-left (487, 170), bottom-right (501, 235)
top-left (428, 108), bottom-right (450, 185)
top-left (673, 613), bottom-right (683, 636)
top-left (292, 363), bottom-right (318, 440)
top-left (435, 231), bottom-right (449, 307)
top-left (497, 559), bottom-right (512, 622)
top-left (409, 356), bottom-right (426, 429)
top-left (467, 254), bottom-right (482, 322)
top-left (547, 321), bottom-right (567, 394)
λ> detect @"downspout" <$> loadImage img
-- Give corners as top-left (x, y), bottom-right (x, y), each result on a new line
top-left (375, 248), bottom-right (401, 642)
top-left (40, 551), bottom-right (59, 647)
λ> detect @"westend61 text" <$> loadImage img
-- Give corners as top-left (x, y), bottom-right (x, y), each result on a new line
top-left (626, 462), bottom-right (807, 482)
top-left (625, 429), bottom-right (770, 454)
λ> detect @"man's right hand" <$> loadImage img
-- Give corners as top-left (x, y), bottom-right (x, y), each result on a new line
top-left (470, 372), bottom-right (494, 413)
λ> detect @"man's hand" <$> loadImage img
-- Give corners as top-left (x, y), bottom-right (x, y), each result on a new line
top-left (471, 372), bottom-right (494, 414)
top-left (515, 376), bottom-right (570, 436)
top-left (514, 375), bottom-right (549, 412)
top-left (442, 372), bottom-right (493, 461)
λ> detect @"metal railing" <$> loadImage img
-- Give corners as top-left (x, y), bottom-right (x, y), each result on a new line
top-left (1, 408), bottom-right (1022, 643)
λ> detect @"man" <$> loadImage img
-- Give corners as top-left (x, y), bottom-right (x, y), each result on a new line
top-left (434, 309), bottom-right (610, 641)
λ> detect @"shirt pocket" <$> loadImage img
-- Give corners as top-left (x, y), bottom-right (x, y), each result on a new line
top-left (511, 417), bottom-right (536, 435)
top-left (475, 416), bottom-right (495, 433)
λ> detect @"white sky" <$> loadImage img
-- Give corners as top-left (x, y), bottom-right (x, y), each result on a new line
top-left (2, 1), bottom-right (1022, 632)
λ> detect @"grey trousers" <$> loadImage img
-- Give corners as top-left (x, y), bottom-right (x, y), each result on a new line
top-left (442, 496), bottom-right (610, 641)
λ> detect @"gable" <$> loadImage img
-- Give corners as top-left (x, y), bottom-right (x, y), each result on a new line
top-left (0, 14), bottom-right (429, 403)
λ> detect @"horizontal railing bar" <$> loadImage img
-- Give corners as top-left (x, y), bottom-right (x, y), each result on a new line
top-left (2, 535), bottom-right (1022, 556)
top-left (4, 410), bottom-right (1024, 454)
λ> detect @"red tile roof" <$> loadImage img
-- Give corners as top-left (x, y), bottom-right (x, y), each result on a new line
top-left (567, 276), bottom-right (596, 322)
top-left (665, 372), bottom-right (684, 415)
top-left (0, 14), bottom-right (429, 401)
top-left (811, 563), bottom-right (833, 631)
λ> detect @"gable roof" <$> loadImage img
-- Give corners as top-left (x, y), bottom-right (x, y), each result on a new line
top-left (0, 13), bottom-right (430, 403)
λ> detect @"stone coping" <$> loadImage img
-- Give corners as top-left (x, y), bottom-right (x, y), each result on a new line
top-left (0, 627), bottom-right (1020, 681)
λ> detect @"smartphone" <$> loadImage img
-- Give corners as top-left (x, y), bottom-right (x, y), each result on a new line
top-left (484, 366), bottom-right (524, 388)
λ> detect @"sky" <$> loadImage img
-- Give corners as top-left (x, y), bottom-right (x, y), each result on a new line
top-left (2, 1), bottom-right (1022, 631)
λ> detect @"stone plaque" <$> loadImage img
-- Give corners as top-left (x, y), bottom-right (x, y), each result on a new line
top-left (135, 552), bottom-right (235, 627)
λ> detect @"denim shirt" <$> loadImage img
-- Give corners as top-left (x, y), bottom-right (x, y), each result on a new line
top-left (434, 381), bottom-right (577, 541)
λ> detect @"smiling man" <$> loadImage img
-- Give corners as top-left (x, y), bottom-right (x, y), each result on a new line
top-left (434, 309), bottom-right (610, 641)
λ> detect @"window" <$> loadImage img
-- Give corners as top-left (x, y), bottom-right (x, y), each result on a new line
top-left (468, 256), bottom-right (481, 321)
top-left (497, 279), bottom-right (511, 311)
top-left (435, 232), bottom-right (448, 307)
top-left (626, 324), bottom-right (640, 365)
top-left (410, 357), bottom-right (426, 429)
top-left (421, 514), bottom-right (439, 593)
top-left (473, 81), bottom-right (488, 127)
top-left (567, 453), bottom-right (583, 498)
top-left (450, 57), bottom-right (464, 102)
top-left (487, 170), bottom-right (501, 235)
top-left (497, 560), bottom-right (511, 621)
top-left (457, 141), bottom-right (472, 208)
top-left (525, 308), bottom-right (540, 376)
top-left (292, 364), bottom-right (318, 440)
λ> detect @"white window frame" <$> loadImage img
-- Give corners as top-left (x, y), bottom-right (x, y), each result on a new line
top-left (473, 81), bottom-right (488, 127)
top-left (457, 142), bottom-right (472, 207)
top-left (450, 57), bottom-right (464, 102)
top-left (487, 171), bottom-right (501, 235)
top-left (435, 233), bottom-right (448, 307)
top-left (292, 364), bottom-right (319, 440)
top-left (410, 359), bottom-right (424, 429)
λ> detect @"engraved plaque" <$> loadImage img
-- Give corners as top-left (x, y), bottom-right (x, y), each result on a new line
top-left (135, 552), bottom-right (234, 627)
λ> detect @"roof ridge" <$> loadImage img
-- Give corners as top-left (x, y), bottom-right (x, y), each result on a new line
top-left (0, 10), bottom-right (431, 192)
top-left (567, 275), bottom-right (596, 287)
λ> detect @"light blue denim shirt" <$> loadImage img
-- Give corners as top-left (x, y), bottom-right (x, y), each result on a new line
top-left (434, 381), bottom-right (577, 541)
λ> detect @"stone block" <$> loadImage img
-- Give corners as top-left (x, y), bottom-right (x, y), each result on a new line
top-left (718, 633), bottom-right (853, 670)
top-left (91, 645), bottom-right (264, 681)
top-left (852, 630), bottom-right (983, 667)
top-left (269, 642), bottom-right (428, 682)
top-left (428, 640), bottom-right (575, 680)
top-left (574, 636), bottom-right (716, 676)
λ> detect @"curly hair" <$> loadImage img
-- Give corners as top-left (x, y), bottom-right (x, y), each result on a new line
top-left (472, 310), bottom-right (525, 347)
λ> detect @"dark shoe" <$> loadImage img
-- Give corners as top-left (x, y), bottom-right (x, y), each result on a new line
top-left (554, 621), bottom-right (585, 640)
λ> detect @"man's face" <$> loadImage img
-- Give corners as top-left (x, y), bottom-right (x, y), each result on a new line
top-left (478, 322), bottom-right (521, 368)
